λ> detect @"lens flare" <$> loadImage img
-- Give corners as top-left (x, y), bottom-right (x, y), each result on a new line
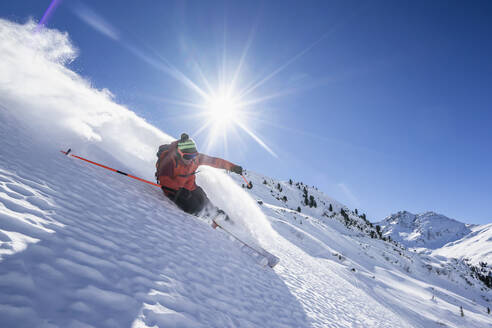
top-left (37, 0), bottom-right (62, 30)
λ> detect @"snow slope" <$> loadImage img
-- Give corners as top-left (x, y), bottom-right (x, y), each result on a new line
top-left (0, 109), bottom-right (310, 328)
top-left (0, 19), bottom-right (491, 328)
top-left (432, 223), bottom-right (492, 266)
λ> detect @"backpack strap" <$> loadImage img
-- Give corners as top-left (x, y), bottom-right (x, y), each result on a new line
top-left (177, 170), bottom-right (199, 178)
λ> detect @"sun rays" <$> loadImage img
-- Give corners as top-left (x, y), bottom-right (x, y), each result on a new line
top-left (41, 1), bottom-right (329, 158)
top-left (146, 22), bottom-right (329, 159)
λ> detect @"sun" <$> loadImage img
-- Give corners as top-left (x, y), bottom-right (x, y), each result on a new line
top-left (205, 94), bottom-right (241, 126)
top-left (191, 85), bottom-right (276, 157)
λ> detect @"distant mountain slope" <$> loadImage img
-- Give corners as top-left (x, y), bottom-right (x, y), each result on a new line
top-left (432, 223), bottom-right (492, 266)
top-left (377, 211), bottom-right (472, 249)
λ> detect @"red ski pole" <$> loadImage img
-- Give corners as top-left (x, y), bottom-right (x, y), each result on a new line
top-left (60, 149), bottom-right (162, 188)
top-left (61, 148), bottom-right (252, 190)
top-left (241, 174), bottom-right (253, 189)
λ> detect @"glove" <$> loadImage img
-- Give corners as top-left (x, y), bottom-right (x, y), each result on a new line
top-left (230, 165), bottom-right (243, 175)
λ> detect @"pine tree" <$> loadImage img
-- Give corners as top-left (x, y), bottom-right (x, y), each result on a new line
top-left (460, 306), bottom-right (464, 317)
top-left (487, 306), bottom-right (490, 314)
top-left (355, 208), bottom-right (358, 215)
top-left (340, 208), bottom-right (350, 225)
top-left (289, 179), bottom-right (293, 185)
top-left (376, 225), bottom-right (382, 238)
top-left (329, 204), bottom-right (333, 212)
top-left (309, 195), bottom-right (315, 208)
top-left (297, 206), bottom-right (301, 212)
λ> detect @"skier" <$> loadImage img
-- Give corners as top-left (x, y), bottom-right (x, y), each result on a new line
top-left (155, 133), bottom-right (280, 268)
top-left (155, 133), bottom-right (243, 215)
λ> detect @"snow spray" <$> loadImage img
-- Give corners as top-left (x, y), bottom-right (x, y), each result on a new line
top-left (196, 166), bottom-right (278, 247)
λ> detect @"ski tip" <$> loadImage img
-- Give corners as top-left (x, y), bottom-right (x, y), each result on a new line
top-left (60, 148), bottom-right (72, 156)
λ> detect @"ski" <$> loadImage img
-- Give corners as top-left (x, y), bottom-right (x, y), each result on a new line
top-left (211, 218), bottom-right (280, 268)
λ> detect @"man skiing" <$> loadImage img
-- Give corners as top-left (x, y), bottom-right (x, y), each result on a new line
top-left (156, 133), bottom-right (243, 215)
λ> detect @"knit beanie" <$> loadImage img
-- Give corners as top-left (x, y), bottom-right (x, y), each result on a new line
top-left (177, 133), bottom-right (198, 153)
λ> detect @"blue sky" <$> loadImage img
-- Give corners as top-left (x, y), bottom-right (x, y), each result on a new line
top-left (2, 0), bottom-right (491, 224)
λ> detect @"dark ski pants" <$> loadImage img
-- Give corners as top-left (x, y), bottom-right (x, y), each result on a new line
top-left (164, 186), bottom-right (211, 215)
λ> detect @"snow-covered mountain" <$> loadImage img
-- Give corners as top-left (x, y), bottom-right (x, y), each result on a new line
top-left (377, 211), bottom-right (492, 268)
top-left (0, 19), bottom-right (491, 328)
top-left (377, 211), bottom-right (472, 249)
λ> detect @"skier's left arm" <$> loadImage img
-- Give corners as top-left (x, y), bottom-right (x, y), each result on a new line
top-left (197, 154), bottom-right (243, 175)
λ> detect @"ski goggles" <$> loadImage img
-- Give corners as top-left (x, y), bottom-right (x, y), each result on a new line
top-left (178, 148), bottom-right (198, 160)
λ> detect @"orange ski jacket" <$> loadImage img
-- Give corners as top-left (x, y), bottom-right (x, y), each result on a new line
top-left (156, 141), bottom-right (236, 193)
